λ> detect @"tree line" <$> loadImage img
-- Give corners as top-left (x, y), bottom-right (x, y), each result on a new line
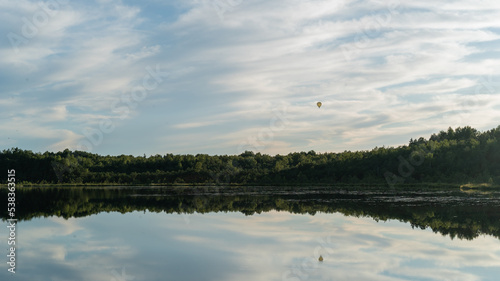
top-left (0, 125), bottom-right (499, 185)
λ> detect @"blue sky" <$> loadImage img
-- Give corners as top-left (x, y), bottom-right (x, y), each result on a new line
top-left (1, 0), bottom-right (500, 156)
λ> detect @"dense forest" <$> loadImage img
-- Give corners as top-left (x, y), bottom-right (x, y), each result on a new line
top-left (1, 186), bottom-right (499, 240)
top-left (1, 125), bottom-right (499, 186)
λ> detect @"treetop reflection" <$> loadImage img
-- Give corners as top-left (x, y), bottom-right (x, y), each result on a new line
top-left (1, 186), bottom-right (499, 240)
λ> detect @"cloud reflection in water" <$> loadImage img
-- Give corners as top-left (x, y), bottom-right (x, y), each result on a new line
top-left (1, 210), bottom-right (499, 281)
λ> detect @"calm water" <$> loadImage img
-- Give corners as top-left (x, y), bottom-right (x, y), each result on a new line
top-left (1, 187), bottom-right (500, 281)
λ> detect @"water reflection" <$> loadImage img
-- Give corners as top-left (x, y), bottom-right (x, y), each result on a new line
top-left (1, 211), bottom-right (500, 281)
top-left (0, 187), bottom-right (499, 280)
top-left (2, 186), bottom-right (500, 240)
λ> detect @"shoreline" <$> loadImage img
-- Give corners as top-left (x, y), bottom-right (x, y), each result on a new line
top-left (1, 182), bottom-right (498, 192)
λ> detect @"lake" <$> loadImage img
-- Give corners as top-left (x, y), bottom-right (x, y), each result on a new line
top-left (1, 186), bottom-right (500, 280)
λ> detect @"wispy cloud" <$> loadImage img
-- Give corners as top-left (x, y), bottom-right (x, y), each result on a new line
top-left (2, 0), bottom-right (500, 155)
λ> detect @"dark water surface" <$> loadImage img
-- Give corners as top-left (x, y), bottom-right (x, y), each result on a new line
top-left (1, 186), bottom-right (500, 280)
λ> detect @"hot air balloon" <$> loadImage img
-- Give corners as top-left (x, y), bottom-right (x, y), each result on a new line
top-left (318, 255), bottom-right (324, 262)
top-left (317, 102), bottom-right (322, 108)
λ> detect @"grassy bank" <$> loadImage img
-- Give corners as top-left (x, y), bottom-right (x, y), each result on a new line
top-left (3, 182), bottom-right (498, 193)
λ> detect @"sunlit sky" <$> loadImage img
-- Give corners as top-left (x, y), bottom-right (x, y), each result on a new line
top-left (2, 0), bottom-right (500, 156)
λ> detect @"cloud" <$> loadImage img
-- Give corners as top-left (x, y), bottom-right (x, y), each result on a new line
top-left (2, 0), bottom-right (500, 155)
top-left (173, 120), bottom-right (219, 129)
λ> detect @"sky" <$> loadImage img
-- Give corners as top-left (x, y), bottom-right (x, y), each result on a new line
top-left (1, 0), bottom-right (500, 156)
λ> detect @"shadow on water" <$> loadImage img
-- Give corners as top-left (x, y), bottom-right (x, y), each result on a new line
top-left (1, 186), bottom-right (500, 240)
